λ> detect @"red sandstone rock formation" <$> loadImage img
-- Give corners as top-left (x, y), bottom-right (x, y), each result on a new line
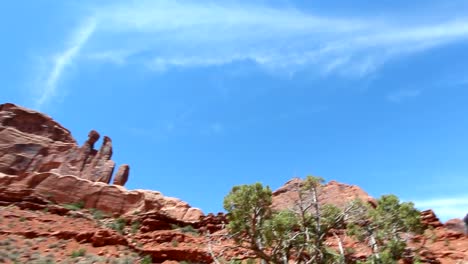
top-left (0, 171), bottom-right (203, 222)
top-left (0, 103), bottom-right (203, 222)
top-left (0, 103), bottom-right (466, 263)
top-left (272, 178), bottom-right (374, 210)
top-left (421, 209), bottom-right (444, 228)
top-left (113, 164), bottom-right (130, 186)
top-left (271, 178), bottom-right (468, 263)
top-left (0, 103), bottom-right (117, 184)
top-left (444, 218), bottom-right (466, 234)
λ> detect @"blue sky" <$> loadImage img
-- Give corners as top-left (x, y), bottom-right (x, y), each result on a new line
top-left (2, 0), bottom-right (468, 221)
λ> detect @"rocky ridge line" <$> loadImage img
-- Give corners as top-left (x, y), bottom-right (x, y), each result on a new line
top-left (0, 103), bottom-right (202, 222)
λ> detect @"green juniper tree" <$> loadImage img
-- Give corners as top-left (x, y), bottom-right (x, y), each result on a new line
top-left (223, 176), bottom-right (352, 264)
top-left (347, 195), bottom-right (423, 264)
top-left (223, 178), bottom-right (423, 264)
top-left (223, 183), bottom-right (274, 261)
top-left (290, 176), bottom-right (348, 264)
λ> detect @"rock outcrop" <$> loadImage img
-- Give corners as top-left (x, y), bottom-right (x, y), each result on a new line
top-left (0, 103), bottom-right (118, 185)
top-left (0, 172), bottom-right (203, 222)
top-left (113, 164), bottom-right (130, 186)
top-left (0, 103), bottom-right (203, 222)
top-left (444, 218), bottom-right (466, 234)
top-left (421, 209), bottom-right (444, 228)
top-left (271, 178), bottom-right (468, 263)
top-left (272, 178), bottom-right (374, 210)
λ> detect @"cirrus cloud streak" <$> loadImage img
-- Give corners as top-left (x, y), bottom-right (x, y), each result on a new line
top-left (35, 0), bottom-right (468, 106)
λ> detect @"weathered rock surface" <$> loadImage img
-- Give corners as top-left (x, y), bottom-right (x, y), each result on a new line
top-left (444, 218), bottom-right (466, 234)
top-left (271, 178), bottom-right (468, 263)
top-left (135, 230), bottom-right (212, 263)
top-left (0, 103), bottom-right (203, 222)
top-left (2, 174), bottom-right (467, 263)
top-left (421, 209), bottom-right (444, 228)
top-left (113, 164), bottom-right (130, 186)
top-left (0, 103), bottom-right (117, 184)
top-left (272, 178), bottom-right (374, 210)
top-left (0, 172), bottom-right (203, 222)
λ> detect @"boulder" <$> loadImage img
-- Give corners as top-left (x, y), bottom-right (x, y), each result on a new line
top-left (444, 218), bottom-right (466, 234)
top-left (113, 164), bottom-right (130, 186)
top-left (421, 209), bottom-right (443, 228)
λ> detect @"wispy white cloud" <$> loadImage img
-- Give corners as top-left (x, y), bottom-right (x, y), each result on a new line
top-left (35, 1), bottom-right (468, 106)
top-left (78, 1), bottom-right (468, 76)
top-left (36, 18), bottom-right (96, 108)
top-left (387, 89), bottom-right (422, 103)
top-left (413, 195), bottom-right (468, 222)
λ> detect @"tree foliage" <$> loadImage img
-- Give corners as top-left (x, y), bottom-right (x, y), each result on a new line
top-left (223, 178), bottom-right (423, 264)
top-left (223, 183), bottom-right (273, 248)
top-left (347, 195), bottom-right (423, 264)
top-left (223, 176), bottom-right (347, 264)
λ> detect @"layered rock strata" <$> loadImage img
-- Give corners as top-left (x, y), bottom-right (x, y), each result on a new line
top-left (0, 103), bottom-right (203, 222)
top-left (0, 103), bottom-right (118, 184)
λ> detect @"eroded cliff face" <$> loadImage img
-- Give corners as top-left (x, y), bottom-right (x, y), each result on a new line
top-left (0, 103), bottom-right (122, 185)
top-left (0, 103), bottom-right (203, 222)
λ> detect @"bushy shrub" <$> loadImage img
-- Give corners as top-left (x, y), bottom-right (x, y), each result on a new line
top-left (141, 255), bottom-right (152, 264)
top-left (63, 201), bottom-right (85, 211)
top-left (71, 248), bottom-right (86, 258)
top-left (108, 218), bottom-right (126, 234)
top-left (179, 225), bottom-right (199, 235)
top-left (89, 208), bottom-right (105, 220)
top-left (131, 221), bottom-right (140, 234)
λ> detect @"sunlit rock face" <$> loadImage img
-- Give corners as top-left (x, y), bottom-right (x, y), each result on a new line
top-left (272, 177), bottom-right (374, 211)
top-left (0, 103), bottom-right (203, 222)
top-left (0, 103), bottom-right (117, 184)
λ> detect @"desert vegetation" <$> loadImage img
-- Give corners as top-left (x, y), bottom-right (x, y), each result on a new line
top-left (0, 203), bottom-right (152, 264)
top-left (222, 176), bottom-right (424, 264)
